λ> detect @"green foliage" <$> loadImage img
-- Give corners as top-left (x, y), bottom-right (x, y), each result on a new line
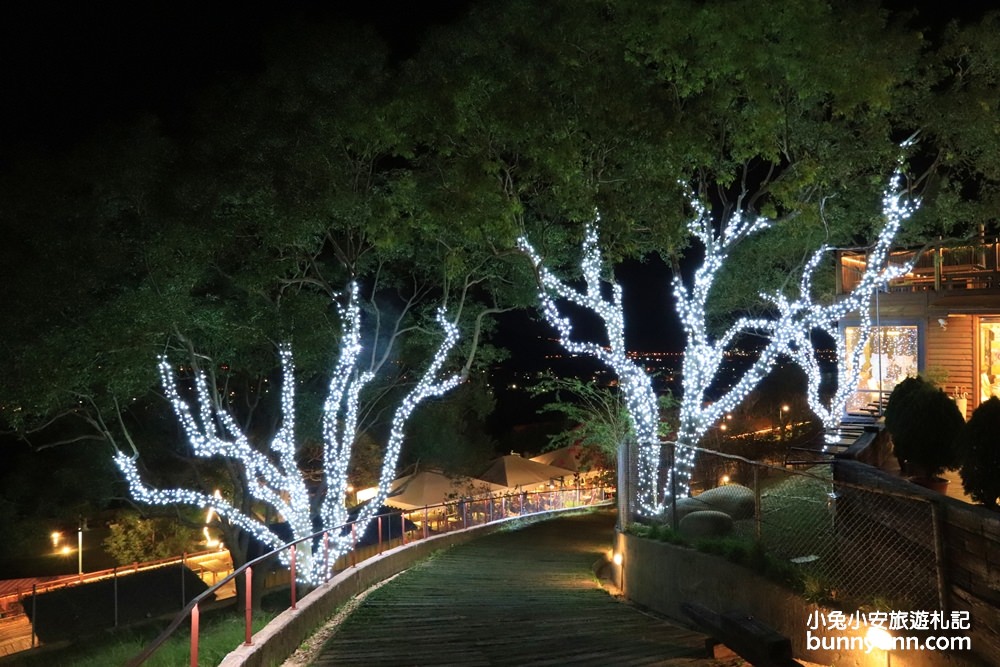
top-left (400, 378), bottom-right (497, 475)
top-left (958, 397), bottom-right (1000, 508)
top-left (12, 607), bottom-right (278, 667)
top-left (628, 522), bottom-right (803, 592)
top-left (530, 374), bottom-right (635, 461)
top-left (884, 376), bottom-right (963, 478)
top-left (102, 511), bottom-right (203, 565)
top-left (4, 1), bottom-right (1000, 576)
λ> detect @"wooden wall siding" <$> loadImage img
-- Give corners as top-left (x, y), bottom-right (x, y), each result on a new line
top-left (925, 315), bottom-right (974, 419)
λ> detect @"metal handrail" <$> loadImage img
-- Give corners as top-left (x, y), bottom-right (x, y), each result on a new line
top-left (0, 547), bottom-right (225, 614)
top-left (125, 485), bottom-right (609, 666)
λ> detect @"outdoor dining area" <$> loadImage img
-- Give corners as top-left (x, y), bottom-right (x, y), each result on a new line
top-left (353, 446), bottom-right (611, 539)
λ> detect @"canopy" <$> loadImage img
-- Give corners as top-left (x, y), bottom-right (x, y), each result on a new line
top-left (478, 455), bottom-right (574, 489)
top-left (531, 442), bottom-right (608, 474)
top-left (382, 470), bottom-right (505, 510)
top-left (531, 444), bottom-right (586, 472)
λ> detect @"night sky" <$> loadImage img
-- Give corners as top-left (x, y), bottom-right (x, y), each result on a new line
top-left (0, 2), bottom-right (471, 162)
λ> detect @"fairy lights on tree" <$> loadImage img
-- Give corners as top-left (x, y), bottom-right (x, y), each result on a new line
top-left (519, 224), bottom-right (663, 513)
top-left (521, 160), bottom-right (915, 516)
top-left (773, 166), bottom-right (917, 446)
top-left (115, 282), bottom-right (461, 584)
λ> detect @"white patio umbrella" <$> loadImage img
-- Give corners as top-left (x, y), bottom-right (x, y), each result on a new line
top-left (478, 455), bottom-right (574, 489)
top-left (382, 470), bottom-right (505, 510)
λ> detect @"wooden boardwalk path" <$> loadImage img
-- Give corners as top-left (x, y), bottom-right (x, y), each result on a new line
top-left (311, 510), bottom-right (726, 666)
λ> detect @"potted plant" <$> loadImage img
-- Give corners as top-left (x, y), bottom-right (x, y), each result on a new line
top-left (958, 397), bottom-right (1000, 509)
top-left (884, 376), bottom-right (963, 492)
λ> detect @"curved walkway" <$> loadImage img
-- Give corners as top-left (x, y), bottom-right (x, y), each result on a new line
top-left (310, 511), bottom-right (721, 666)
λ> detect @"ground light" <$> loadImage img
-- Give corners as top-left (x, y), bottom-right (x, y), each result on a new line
top-left (866, 626), bottom-right (894, 666)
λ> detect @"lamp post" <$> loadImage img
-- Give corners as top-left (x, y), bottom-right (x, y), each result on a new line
top-left (779, 404), bottom-right (790, 441)
top-left (77, 516), bottom-right (89, 576)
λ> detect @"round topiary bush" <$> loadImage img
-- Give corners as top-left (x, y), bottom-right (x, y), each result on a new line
top-left (884, 377), bottom-right (962, 481)
top-left (958, 397), bottom-right (1000, 509)
top-left (884, 376), bottom-right (926, 440)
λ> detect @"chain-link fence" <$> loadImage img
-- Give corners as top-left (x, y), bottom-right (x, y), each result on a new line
top-left (643, 445), bottom-right (940, 613)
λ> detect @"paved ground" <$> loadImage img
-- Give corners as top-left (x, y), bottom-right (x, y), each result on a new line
top-left (311, 510), bottom-right (734, 666)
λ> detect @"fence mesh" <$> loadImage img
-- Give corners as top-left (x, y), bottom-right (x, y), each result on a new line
top-left (653, 446), bottom-right (939, 613)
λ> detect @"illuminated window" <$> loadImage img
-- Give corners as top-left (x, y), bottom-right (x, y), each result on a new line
top-left (979, 319), bottom-right (1000, 402)
top-left (844, 325), bottom-right (919, 411)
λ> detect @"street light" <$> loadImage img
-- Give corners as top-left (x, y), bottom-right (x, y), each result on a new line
top-left (77, 516), bottom-right (89, 576)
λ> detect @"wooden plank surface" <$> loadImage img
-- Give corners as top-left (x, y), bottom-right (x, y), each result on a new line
top-left (311, 511), bottom-right (724, 666)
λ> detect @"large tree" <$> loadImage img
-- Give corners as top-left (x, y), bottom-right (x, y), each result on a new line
top-left (3, 0), bottom-right (1000, 570)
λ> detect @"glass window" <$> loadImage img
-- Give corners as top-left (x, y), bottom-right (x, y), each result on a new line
top-left (979, 319), bottom-right (1000, 402)
top-left (844, 325), bottom-right (919, 412)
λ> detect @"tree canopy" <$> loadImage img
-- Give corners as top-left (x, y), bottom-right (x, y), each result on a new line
top-left (2, 0), bottom-right (999, 512)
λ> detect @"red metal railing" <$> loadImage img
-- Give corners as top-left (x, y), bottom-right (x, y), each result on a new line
top-left (125, 485), bottom-right (610, 667)
top-left (0, 547), bottom-right (225, 615)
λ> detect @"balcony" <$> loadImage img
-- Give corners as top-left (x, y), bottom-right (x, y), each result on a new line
top-left (838, 239), bottom-right (1000, 294)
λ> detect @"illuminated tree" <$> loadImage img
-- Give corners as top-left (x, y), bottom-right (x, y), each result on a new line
top-left (520, 167), bottom-right (915, 516)
top-left (771, 167), bottom-right (917, 446)
top-left (115, 283), bottom-right (461, 584)
top-left (519, 225), bottom-right (663, 514)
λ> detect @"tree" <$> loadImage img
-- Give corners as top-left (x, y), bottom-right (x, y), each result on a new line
top-left (519, 163), bottom-right (913, 516)
top-left (958, 397), bottom-right (1000, 509)
top-left (771, 165), bottom-right (917, 442)
top-left (884, 377), bottom-right (962, 481)
top-left (103, 511), bottom-right (202, 565)
top-left (115, 283), bottom-right (462, 589)
top-left (530, 374), bottom-right (642, 463)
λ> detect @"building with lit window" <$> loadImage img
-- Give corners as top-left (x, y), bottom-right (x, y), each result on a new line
top-left (837, 234), bottom-right (1000, 418)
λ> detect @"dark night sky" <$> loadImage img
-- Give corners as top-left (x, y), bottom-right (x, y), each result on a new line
top-left (0, 1), bottom-right (471, 162)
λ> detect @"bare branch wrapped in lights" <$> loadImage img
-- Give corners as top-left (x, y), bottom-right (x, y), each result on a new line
top-left (774, 165), bottom-right (917, 446)
top-left (518, 224), bottom-right (664, 514)
top-left (519, 161), bottom-right (914, 516)
top-left (115, 282), bottom-right (461, 584)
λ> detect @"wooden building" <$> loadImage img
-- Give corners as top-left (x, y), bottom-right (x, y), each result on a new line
top-left (837, 238), bottom-right (1000, 419)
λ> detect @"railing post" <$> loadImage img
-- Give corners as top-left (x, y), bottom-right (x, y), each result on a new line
top-left (423, 507), bottom-right (429, 539)
top-left (670, 466), bottom-right (679, 533)
top-left (378, 516), bottom-right (383, 554)
top-left (754, 467), bottom-right (762, 543)
top-left (323, 532), bottom-right (330, 582)
top-left (190, 603), bottom-right (199, 667)
top-left (181, 553), bottom-right (186, 609)
top-left (244, 567), bottom-right (253, 646)
top-left (931, 502), bottom-right (950, 612)
top-left (289, 544), bottom-right (297, 610)
top-left (351, 524), bottom-right (357, 567)
top-left (30, 584), bottom-right (36, 648)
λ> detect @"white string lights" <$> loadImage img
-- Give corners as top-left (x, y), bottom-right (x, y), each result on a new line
top-left (519, 224), bottom-right (664, 514)
top-left (521, 161), bottom-right (915, 516)
top-left (774, 166), bottom-right (916, 446)
top-left (115, 281), bottom-right (461, 584)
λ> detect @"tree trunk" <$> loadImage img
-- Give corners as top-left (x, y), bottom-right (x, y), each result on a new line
top-left (223, 525), bottom-right (270, 614)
